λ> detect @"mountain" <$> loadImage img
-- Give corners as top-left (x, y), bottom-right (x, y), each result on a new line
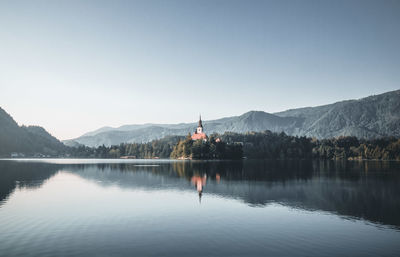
top-left (65, 89), bottom-right (400, 147)
top-left (64, 112), bottom-right (302, 147)
top-left (0, 107), bottom-right (67, 156)
top-left (275, 90), bottom-right (400, 138)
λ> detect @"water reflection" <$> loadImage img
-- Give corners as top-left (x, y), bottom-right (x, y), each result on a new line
top-left (0, 161), bottom-right (59, 205)
top-left (190, 173), bottom-right (221, 203)
top-left (1, 159), bottom-right (400, 229)
top-left (191, 174), bottom-right (206, 202)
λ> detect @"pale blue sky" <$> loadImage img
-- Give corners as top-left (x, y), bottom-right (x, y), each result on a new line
top-left (1, 0), bottom-right (399, 139)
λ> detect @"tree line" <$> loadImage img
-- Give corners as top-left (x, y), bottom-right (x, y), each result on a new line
top-left (67, 130), bottom-right (400, 160)
top-left (68, 136), bottom-right (182, 159)
top-left (170, 134), bottom-right (243, 159)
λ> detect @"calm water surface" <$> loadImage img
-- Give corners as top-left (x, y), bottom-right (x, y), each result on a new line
top-left (0, 159), bottom-right (399, 257)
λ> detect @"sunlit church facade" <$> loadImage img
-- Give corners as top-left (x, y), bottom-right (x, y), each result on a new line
top-left (191, 115), bottom-right (207, 141)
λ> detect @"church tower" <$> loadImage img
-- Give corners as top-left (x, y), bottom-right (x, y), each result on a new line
top-left (192, 114), bottom-right (207, 140)
top-left (196, 115), bottom-right (203, 134)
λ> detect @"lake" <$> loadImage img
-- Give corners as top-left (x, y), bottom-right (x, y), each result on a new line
top-left (0, 159), bottom-right (399, 257)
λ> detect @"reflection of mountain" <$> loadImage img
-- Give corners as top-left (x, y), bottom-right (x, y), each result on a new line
top-left (0, 161), bottom-right (59, 204)
top-left (60, 160), bottom-right (400, 228)
top-left (1, 160), bottom-right (400, 229)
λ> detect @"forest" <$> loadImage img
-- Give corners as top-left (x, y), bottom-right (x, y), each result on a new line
top-left (170, 134), bottom-right (243, 159)
top-left (67, 130), bottom-right (400, 160)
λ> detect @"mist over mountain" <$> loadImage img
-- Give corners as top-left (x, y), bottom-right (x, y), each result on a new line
top-left (0, 107), bottom-right (67, 156)
top-left (64, 90), bottom-right (400, 147)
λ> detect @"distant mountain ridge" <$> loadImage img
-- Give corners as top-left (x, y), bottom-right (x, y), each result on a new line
top-left (275, 90), bottom-right (400, 138)
top-left (64, 89), bottom-right (400, 147)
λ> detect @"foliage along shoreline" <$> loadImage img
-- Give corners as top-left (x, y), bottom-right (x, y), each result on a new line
top-left (2, 130), bottom-right (400, 161)
top-left (25, 130), bottom-right (400, 161)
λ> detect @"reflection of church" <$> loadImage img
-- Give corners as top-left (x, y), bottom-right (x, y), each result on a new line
top-left (191, 115), bottom-right (207, 141)
top-left (191, 174), bottom-right (207, 202)
top-left (190, 173), bottom-right (221, 203)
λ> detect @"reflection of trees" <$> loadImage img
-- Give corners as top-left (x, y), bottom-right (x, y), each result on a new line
top-left (70, 160), bottom-right (400, 183)
top-left (172, 160), bottom-right (314, 182)
top-left (75, 160), bottom-right (400, 228)
top-left (0, 161), bottom-right (60, 205)
top-left (64, 160), bottom-right (400, 228)
top-left (2, 160), bottom-right (399, 229)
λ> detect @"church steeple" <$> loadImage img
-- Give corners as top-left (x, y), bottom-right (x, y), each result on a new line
top-left (198, 114), bottom-right (203, 128)
top-left (192, 114), bottom-right (207, 140)
top-left (196, 115), bottom-right (203, 134)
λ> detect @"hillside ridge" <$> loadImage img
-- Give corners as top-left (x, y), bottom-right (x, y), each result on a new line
top-left (64, 89), bottom-right (400, 147)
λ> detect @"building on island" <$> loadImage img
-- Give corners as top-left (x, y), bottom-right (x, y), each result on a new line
top-left (191, 115), bottom-right (207, 141)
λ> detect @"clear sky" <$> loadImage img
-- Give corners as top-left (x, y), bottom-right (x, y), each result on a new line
top-left (1, 0), bottom-right (399, 140)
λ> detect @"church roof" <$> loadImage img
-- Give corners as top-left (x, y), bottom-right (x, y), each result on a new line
top-left (192, 133), bottom-right (207, 140)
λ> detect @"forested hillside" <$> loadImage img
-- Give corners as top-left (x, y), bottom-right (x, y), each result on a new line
top-left (0, 107), bottom-right (67, 156)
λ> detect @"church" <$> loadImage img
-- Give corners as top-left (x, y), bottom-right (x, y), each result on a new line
top-left (191, 115), bottom-right (207, 141)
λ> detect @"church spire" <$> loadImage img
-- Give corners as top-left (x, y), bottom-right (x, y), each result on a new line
top-left (192, 114), bottom-right (207, 140)
top-left (198, 114), bottom-right (203, 128)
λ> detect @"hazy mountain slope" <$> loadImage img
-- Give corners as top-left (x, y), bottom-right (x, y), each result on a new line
top-left (70, 126), bottom-right (186, 147)
top-left (275, 90), bottom-right (400, 138)
top-left (65, 90), bottom-right (400, 147)
top-left (64, 112), bottom-right (304, 147)
top-left (0, 107), bottom-right (67, 156)
top-left (81, 126), bottom-right (115, 137)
